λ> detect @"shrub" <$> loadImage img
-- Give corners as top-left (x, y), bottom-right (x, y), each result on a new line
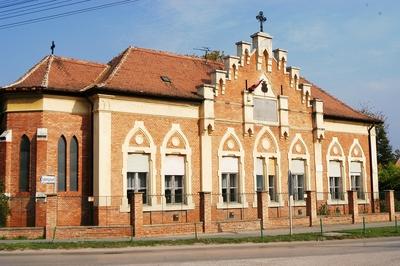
top-left (318, 203), bottom-right (330, 216)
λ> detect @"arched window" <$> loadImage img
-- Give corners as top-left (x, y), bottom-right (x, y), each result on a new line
top-left (232, 64), bottom-right (237, 79)
top-left (19, 135), bottom-right (30, 192)
top-left (70, 136), bottom-right (78, 191)
top-left (58, 136), bottom-right (67, 192)
top-left (263, 50), bottom-right (269, 69)
top-left (245, 49), bottom-right (250, 65)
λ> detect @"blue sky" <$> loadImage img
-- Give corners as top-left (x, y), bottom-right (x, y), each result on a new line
top-left (1, 0), bottom-right (399, 149)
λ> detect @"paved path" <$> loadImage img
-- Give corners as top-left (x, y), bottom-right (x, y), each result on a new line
top-left (0, 237), bottom-right (399, 265)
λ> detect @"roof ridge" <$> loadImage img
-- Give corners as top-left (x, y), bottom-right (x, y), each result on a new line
top-left (41, 55), bottom-right (54, 87)
top-left (3, 55), bottom-right (50, 88)
top-left (52, 55), bottom-right (106, 67)
top-left (80, 64), bottom-right (111, 92)
top-left (303, 77), bottom-right (371, 119)
top-left (131, 46), bottom-right (224, 67)
top-left (98, 47), bottom-right (132, 87)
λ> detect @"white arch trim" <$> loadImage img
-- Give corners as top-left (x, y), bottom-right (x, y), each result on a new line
top-left (288, 133), bottom-right (311, 202)
top-left (326, 137), bottom-right (348, 205)
top-left (217, 127), bottom-right (248, 208)
top-left (252, 126), bottom-right (283, 206)
top-left (120, 121), bottom-right (157, 212)
top-left (160, 123), bottom-right (194, 210)
top-left (348, 139), bottom-right (369, 204)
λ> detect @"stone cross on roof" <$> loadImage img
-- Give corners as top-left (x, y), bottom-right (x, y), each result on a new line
top-left (256, 11), bottom-right (267, 32)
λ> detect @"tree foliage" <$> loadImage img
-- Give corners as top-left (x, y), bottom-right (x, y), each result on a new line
top-left (359, 104), bottom-right (399, 191)
top-left (0, 181), bottom-right (9, 227)
top-left (359, 105), bottom-right (395, 165)
top-left (204, 50), bottom-right (224, 62)
top-left (378, 162), bottom-right (400, 191)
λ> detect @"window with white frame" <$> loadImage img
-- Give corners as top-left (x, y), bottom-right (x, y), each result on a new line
top-left (256, 157), bottom-right (278, 202)
top-left (221, 157), bottom-right (239, 203)
top-left (350, 161), bottom-right (364, 199)
top-left (268, 158), bottom-right (277, 202)
top-left (256, 158), bottom-right (264, 192)
top-left (253, 98), bottom-right (278, 123)
top-left (127, 154), bottom-right (149, 204)
top-left (164, 155), bottom-right (185, 204)
top-left (329, 161), bottom-right (343, 200)
top-left (291, 159), bottom-right (305, 201)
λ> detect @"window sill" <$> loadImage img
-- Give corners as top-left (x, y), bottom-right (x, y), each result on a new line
top-left (217, 201), bottom-right (249, 209)
top-left (120, 202), bottom-right (195, 212)
top-left (292, 200), bottom-right (306, 207)
top-left (327, 199), bottom-right (348, 205)
top-left (357, 198), bottom-right (370, 204)
top-left (252, 200), bottom-right (285, 208)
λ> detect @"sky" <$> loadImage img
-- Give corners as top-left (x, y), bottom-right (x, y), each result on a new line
top-left (0, 0), bottom-right (399, 149)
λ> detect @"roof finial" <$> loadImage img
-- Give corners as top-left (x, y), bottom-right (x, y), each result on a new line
top-left (50, 41), bottom-right (55, 55)
top-left (256, 11), bottom-right (267, 32)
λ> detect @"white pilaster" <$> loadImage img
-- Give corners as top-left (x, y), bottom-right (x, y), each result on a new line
top-left (93, 95), bottom-right (112, 206)
top-left (370, 127), bottom-right (379, 198)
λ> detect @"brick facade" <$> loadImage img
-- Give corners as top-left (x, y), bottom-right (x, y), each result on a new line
top-left (0, 29), bottom-right (384, 238)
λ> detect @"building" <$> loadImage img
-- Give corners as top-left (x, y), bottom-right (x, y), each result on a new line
top-left (0, 27), bottom-right (384, 238)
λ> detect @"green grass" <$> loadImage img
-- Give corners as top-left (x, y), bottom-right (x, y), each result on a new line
top-left (0, 226), bottom-right (399, 251)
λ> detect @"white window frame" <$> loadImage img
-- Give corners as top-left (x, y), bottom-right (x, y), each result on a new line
top-left (328, 161), bottom-right (344, 201)
top-left (290, 160), bottom-right (306, 201)
top-left (127, 172), bottom-right (148, 204)
top-left (160, 124), bottom-right (194, 211)
top-left (121, 121), bottom-right (156, 212)
top-left (253, 127), bottom-right (282, 207)
top-left (288, 134), bottom-right (311, 206)
top-left (326, 138), bottom-right (347, 205)
top-left (217, 128), bottom-right (248, 209)
top-left (348, 139), bottom-right (369, 204)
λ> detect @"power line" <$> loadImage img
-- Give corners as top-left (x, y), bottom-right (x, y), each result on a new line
top-left (0, 0), bottom-right (64, 15)
top-left (0, 0), bottom-right (93, 20)
top-left (0, 0), bottom-right (39, 10)
top-left (0, 0), bottom-right (141, 30)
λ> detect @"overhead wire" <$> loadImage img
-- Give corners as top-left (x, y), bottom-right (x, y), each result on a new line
top-left (0, 0), bottom-right (141, 30)
top-left (0, 0), bottom-right (65, 15)
top-left (0, 0), bottom-right (39, 10)
top-left (0, 0), bottom-right (93, 20)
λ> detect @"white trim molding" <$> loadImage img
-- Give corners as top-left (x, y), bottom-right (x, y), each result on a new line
top-left (120, 121), bottom-right (157, 212)
top-left (159, 124), bottom-right (194, 211)
top-left (326, 137), bottom-right (348, 205)
top-left (252, 126), bottom-right (283, 207)
top-left (217, 127), bottom-right (248, 209)
top-left (288, 133), bottom-right (311, 202)
top-left (348, 139), bottom-right (370, 204)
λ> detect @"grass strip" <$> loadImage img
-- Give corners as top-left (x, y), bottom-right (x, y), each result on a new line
top-left (0, 226), bottom-right (399, 251)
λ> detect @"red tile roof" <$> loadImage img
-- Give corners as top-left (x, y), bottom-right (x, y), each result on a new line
top-left (90, 47), bottom-right (224, 100)
top-left (301, 78), bottom-right (380, 123)
top-left (2, 47), bottom-right (378, 123)
top-left (4, 55), bottom-right (107, 93)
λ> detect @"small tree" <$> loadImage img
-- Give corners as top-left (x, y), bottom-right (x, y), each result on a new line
top-left (359, 105), bottom-right (395, 166)
top-left (0, 181), bottom-right (9, 227)
top-left (204, 50), bottom-right (224, 62)
top-left (379, 162), bottom-right (400, 191)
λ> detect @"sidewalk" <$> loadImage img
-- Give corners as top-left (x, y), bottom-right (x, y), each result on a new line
top-left (0, 220), bottom-right (397, 244)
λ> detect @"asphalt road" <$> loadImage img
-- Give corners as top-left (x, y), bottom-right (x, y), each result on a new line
top-left (1, 237), bottom-right (400, 265)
